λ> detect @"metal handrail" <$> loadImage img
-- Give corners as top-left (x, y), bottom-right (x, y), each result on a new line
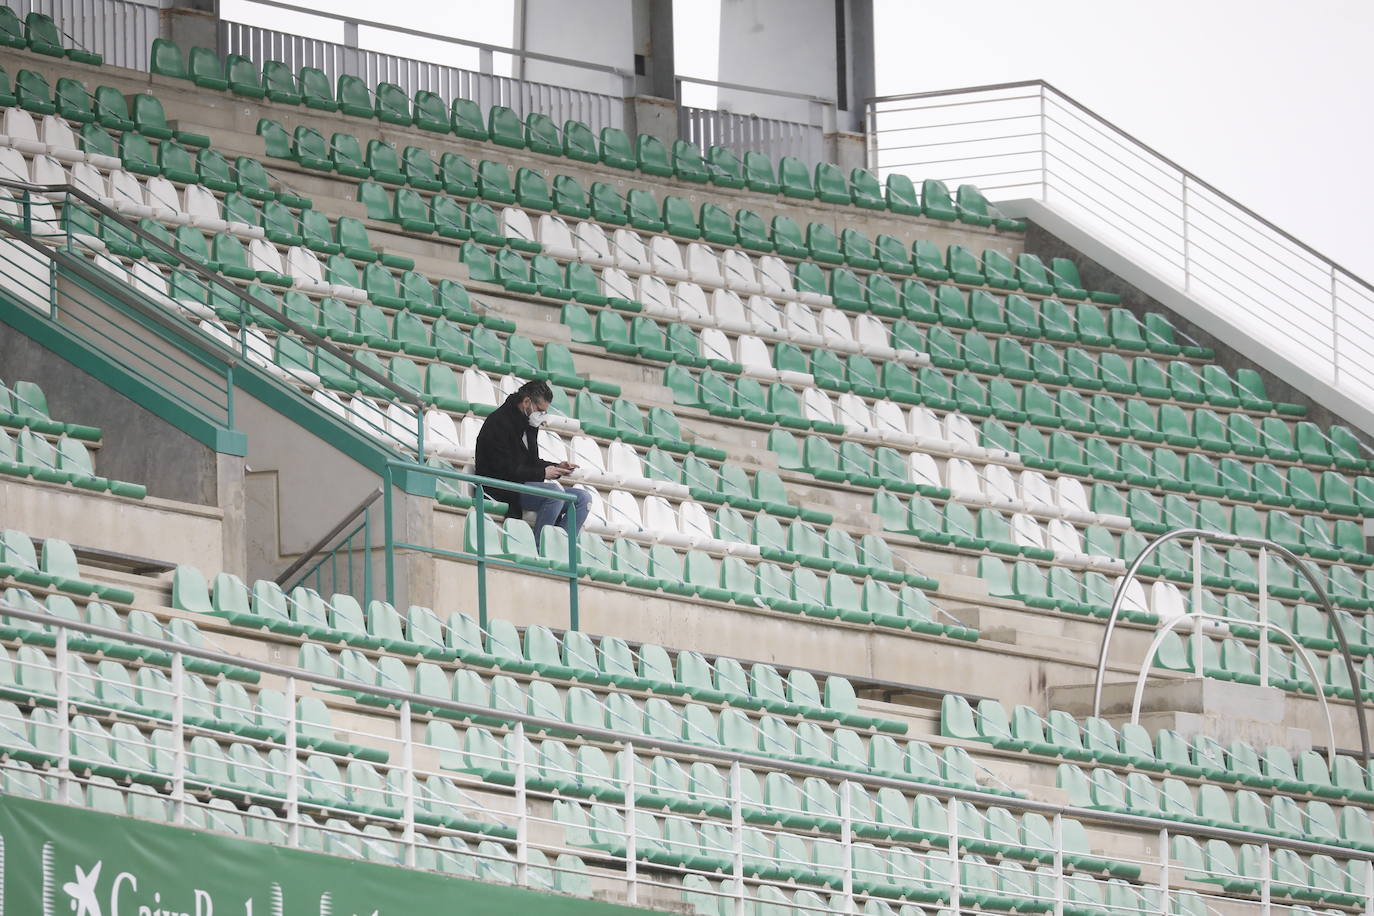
top-left (0, 195), bottom-right (241, 432)
top-left (865, 79), bottom-right (1374, 421)
top-left (228, 0), bottom-right (634, 78)
top-left (1089, 528), bottom-right (1371, 763)
top-left (0, 177), bottom-right (429, 452)
top-left (5, 597), bottom-right (1374, 863)
top-left (1129, 612), bottom-right (1338, 764)
top-left (675, 74), bottom-right (835, 106)
top-left (866, 78), bottom-right (1372, 292)
top-left (276, 486), bottom-right (384, 587)
top-left (382, 459), bottom-right (583, 631)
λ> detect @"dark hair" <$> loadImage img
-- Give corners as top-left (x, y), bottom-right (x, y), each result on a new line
top-left (516, 379), bottom-right (553, 404)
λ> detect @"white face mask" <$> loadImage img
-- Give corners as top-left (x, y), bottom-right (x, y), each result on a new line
top-left (527, 409), bottom-right (547, 429)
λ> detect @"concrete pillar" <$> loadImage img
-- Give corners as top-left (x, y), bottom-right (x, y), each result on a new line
top-left (159, 0), bottom-right (219, 55)
top-left (842, 0), bottom-right (875, 135)
top-left (643, 0), bottom-right (676, 100)
top-left (217, 452), bottom-right (247, 577)
top-left (629, 94), bottom-right (679, 144)
top-left (827, 131), bottom-right (867, 172)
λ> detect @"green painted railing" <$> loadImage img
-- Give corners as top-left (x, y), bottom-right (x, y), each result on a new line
top-left (0, 179), bottom-right (429, 461)
top-left (277, 488), bottom-right (383, 606)
top-left (0, 187), bottom-right (246, 453)
top-left (383, 461), bottom-right (583, 631)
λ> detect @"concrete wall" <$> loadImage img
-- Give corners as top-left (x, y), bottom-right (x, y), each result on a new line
top-left (520, 0), bottom-right (636, 99)
top-left (717, 0), bottom-right (835, 123)
top-left (0, 323), bottom-right (224, 506)
top-left (233, 390), bottom-right (388, 584)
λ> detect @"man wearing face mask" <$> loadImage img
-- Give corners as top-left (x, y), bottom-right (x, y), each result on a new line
top-left (475, 379), bottom-right (591, 540)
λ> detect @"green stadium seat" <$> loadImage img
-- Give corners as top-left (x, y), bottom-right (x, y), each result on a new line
top-left (983, 250), bottom-right (1019, 290)
top-left (627, 189), bottom-right (665, 232)
top-left (0, 7), bottom-right (25, 49)
top-left (150, 38), bottom-right (188, 79)
top-left (184, 47), bottom-right (229, 91)
top-left (403, 89), bottom-right (447, 133)
top-left (450, 98), bottom-right (489, 140)
top-left (514, 112), bottom-right (558, 155)
top-left (257, 60), bottom-right (301, 105)
top-left (402, 147), bottom-right (442, 191)
top-left (704, 146), bottom-right (745, 188)
top-left (13, 70), bottom-right (55, 115)
top-left (881, 173), bottom-right (919, 215)
top-left (332, 74), bottom-right (373, 118)
top-left (634, 134), bottom-right (672, 176)
top-left (814, 162), bottom-right (850, 204)
top-left (286, 66), bottom-right (333, 111)
top-left (778, 156), bottom-right (815, 199)
top-left (598, 127), bottom-right (635, 169)
top-left (223, 54), bottom-right (266, 99)
top-left (946, 245), bottom-right (983, 285)
top-left (22, 12), bottom-right (63, 57)
top-left (487, 105), bottom-right (524, 148)
top-left (921, 179), bottom-right (957, 221)
top-left (743, 151), bottom-right (780, 193)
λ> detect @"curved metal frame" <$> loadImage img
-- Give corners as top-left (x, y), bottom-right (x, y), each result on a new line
top-left (1091, 528), bottom-right (1370, 762)
top-left (1130, 613), bottom-right (1338, 764)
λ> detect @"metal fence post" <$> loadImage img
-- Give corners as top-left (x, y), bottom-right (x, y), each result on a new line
top-left (1260, 842), bottom-right (1272, 916)
top-left (1038, 86), bottom-right (1049, 200)
top-left (514, 722), bottom-right (529, 887)
top-left (563, 497), bottom-right (579, 634)
top-left (1158, 828), bottom-right (1170, 916)
top-left (400, 699), bottom-right (416, 867)
top-left (1052, 813), bottom-right (1065, 916)
top-left (625, 741), bottom-right (638, 905)
top-left (475, 482), bottom-right (489, 629)
top-left (1258, 545), bottom-right (1270, 688)
top-left (731, 761), bottom-right (744, 916)
top-left (284, 675), bottom-right (299, 847)
top-left (840, 780), bottom-right (855, 914)
top-left (55, 627), bottom-right (71, 798)
top-left (341, 20), bottom-right (362, 78)
top-left (947, 796), bottom-right (961, 915)
top-left (383, 466), bottom-right (396, 605)
top-left (1191, 537), bottom-right (1204, 676)
top-left (171, 652), bottom-right (186, 826)
top-left (1332, 265), bottom-right (1341, 385)
top-left (362, 505), bottom-right (373, 610)
top-left (1181, 174), bottom-right (1191, 291)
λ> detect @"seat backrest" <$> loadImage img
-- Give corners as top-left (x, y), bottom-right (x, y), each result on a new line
top-left (711, 288), bottom-right (747, 326)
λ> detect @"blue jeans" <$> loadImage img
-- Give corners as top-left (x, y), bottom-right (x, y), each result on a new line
top-left (523, 482), bottom-right (590, 542)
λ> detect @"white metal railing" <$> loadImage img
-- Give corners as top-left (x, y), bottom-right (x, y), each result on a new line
top-left (218, 5), bottom-right (629, 135)
top-left (677, 75), bottom-right (832, 168)
top-left (865, 81), bottom-right (1374, 416)
top-left (9, 0), bottom-right (157, 70)
top-left (1091, 529), bottom-right (1371, 763)
top-left (5, 599), bottom-right (1374, 916)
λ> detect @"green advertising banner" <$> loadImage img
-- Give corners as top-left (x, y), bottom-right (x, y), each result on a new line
top-left (0, 794), bottom-right (648, 916)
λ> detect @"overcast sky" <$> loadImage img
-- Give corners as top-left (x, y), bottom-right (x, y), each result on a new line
top-left (872, 0), bottom-right (1374, 282)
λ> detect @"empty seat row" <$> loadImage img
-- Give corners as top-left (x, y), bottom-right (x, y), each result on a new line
top-left (459, 517), bottom-right (960, 639)
top-left (943, 695), bottom-right (1374, 808)
top-left (173, 568), bottom-right (921, 728)
top-left (214, 58), bottom-right (1012, 224)
top-left (1060, 763), bottom-right (1374, 852)
top-left (0, 9), bottom-right (101, 64)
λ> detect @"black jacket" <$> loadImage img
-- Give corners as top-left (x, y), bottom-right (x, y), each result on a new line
top-left (474, 393), bottom-right (552, 514)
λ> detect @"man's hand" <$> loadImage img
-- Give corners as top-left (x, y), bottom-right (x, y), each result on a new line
top-left (544, 465), bottom-right (571, 480)
top-left (557, 461), bottom-right (578, 471)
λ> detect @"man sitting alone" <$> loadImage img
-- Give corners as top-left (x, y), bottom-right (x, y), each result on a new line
top-left (474, 380), bottom-right (591, 541)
